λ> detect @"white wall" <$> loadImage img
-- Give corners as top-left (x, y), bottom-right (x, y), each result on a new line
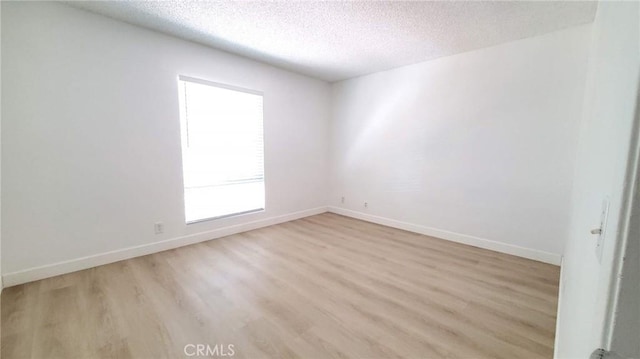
top-left (329, 25), bottom-right (591, 262)
top-left (555, 2), bottom-right (640, 358)
top-left (1, 2), bottom-right (330, 283)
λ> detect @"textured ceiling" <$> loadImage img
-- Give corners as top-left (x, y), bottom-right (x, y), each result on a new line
top-left (65, 1), bottom-right (597, 82)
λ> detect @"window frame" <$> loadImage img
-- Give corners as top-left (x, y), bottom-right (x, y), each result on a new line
top-left (177, 75), bottom-right (266, 224)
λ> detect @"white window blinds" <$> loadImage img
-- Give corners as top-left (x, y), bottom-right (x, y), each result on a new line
top-left (178, 76), bottom-right (265, 223)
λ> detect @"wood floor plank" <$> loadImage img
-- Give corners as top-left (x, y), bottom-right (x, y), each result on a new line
top-left (1, 213), bottom-right (560, 358)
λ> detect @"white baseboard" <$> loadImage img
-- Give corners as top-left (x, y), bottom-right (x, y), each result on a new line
top-left (328, 206), bottom-right (562, 265)
top-left (3, 205), bottom-right (561, 287)
top-left (3, 207), bottom-right (328, 287)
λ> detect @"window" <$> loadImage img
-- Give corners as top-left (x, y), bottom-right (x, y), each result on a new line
top-left (178, 76), bottom-right (265, 223)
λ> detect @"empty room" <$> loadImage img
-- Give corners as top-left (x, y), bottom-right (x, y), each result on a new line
top-left (1, 1), bottom-right (638, 358)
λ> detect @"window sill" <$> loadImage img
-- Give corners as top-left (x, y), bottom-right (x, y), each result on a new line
top-left (186, 208), bottom-right (265, 225)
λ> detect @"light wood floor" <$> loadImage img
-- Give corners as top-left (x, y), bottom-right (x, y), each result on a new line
top-left (1, 213), bottom-right (560, 359)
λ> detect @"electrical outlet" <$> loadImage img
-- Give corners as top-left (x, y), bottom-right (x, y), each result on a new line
top-left (154, 222), bottom-right (164, 235)
top-left (341, 196), bottom-right (345, 204)
top-left (364, 202), bottom-right (368, 208)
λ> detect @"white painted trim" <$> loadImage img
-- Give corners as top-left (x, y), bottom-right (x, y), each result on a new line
top-left (328, 206), bottom-right (562, 265)
top-left (554, 256), bottom-right (566, 359)
top-left (3, 205), bottom-right (562, 287)
top-left (2, 207), bottom-right (328, 287)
